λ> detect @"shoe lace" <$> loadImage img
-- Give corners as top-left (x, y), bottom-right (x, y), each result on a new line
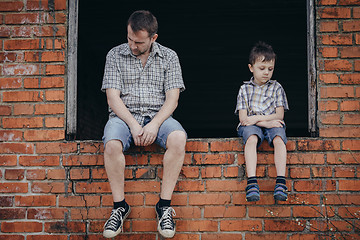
top-left (159, 207), bottom-right (176, 229)
top-left (104, 207), bottom-right (125, 231)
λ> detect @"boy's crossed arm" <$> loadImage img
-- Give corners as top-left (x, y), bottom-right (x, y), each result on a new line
top-left (239, 107), bottom-right (285, 128)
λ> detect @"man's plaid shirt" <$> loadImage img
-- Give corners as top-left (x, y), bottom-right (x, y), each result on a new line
top-left (101, 42), bottom-right (185, 125)
top-left (235, 77), bottom-right (289, 116)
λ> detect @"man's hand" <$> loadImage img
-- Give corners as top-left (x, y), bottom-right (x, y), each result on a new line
top-left (130, 124), bottom-right (144, 146)
top-left (140, 121), bottom-right (159, 146)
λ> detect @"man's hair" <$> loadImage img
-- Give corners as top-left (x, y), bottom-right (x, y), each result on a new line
top-left (127, 10), bottom-right (158, 37)
top-left (249, 41), bottom-right (276, 65)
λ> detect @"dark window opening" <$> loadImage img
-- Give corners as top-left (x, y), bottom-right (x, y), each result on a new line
top-left (76, 0), bottom-right (309, 140)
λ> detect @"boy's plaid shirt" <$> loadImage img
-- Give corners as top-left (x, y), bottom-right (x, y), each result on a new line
top-left (101, 42), bottom-right (185, 125)
top-left (235, 78), bottom-right (289, 116)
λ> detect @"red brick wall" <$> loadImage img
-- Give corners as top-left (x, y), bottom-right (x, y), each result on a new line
top-left (0, 0), bottom-right (359, 239)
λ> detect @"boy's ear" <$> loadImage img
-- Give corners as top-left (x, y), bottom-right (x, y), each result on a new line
top-left (248, 64), bottom-right (254, 73)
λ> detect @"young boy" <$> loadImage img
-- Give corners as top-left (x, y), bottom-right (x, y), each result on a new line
top-left (235, 41), bottom-right (289, 202)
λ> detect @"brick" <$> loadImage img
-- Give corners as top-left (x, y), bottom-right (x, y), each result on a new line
top-left (0, 105), bottom-right (12, 115)
top-left (1, 221), bottom-right (42, 233)
top-left (5, 13), bottom-right (40, 24)
top-left (27, 208), bottom-right (68, 220)
top-left (339, 180), bottom-right (360, 191)
top-left (343, 113), bottom-right (360, 124)
top-left (63, 155), bottom-right (103, 166)
top-left (0, 26), bottom-right (11, 37)
top-left (40, 77), bottom-right (65, 88)
top-left (44, 39), bottom-right (65, 50)
top-left (319, 47), bottom-right (338, 57)
top-left (12, 26), bottom-right (33, 37)
top-left (320, 86), bottom-right (355, 98)
top-left (288, 153), bottom-right (325, 164)
top-left (319, 21), bottom-right (339, 32)
top-left (36, 142), bottom-right (78, 154)
top-left (3, 117), bottom-right (43, 128)
top-left (338, 206), bottom-right (360, 219)
top-left (204, 206), bottom-right (246, 218)
top-left (206, 179), bottom-right (244, 192)
top-left (0, 155), bottom-right (17, 166)
top-left (0, 196), bottom-right (13, 207)
top-left (201, 166), bottom-right (221, 178)
top-left (324, 59), bottom-right (352, 71)
top-left (0, 78), bottom-right (21, 89)
top-left (175, 180), bottom-right (205, 192)
top-left (48, 169), bottom-right (66, 179)
top-left (74, 182), bottom-right (113, 194)
top-left (185, 140), bottom-right (209, 152)
top-left (13, 104), bottom-right (34, 115)
top-left (194, 153), bottom-right (235, 165)
top-left (334, 166), bottom-right (356, 177)
top-left (0, 143), bottom-right (34, 154)
top-left (0, 52), bottom-right (17, 62)
top-left (5, 169), bottom-right (24, 180)
top-left (264, 220), bottom-right (306, 231)
top-left (202, 234), bottom-right (243, 240)
top-left (35, 103), bottom-right (64, 114)
top-left (0, 130), bottom-right (22, 141)
top-left (290, 167), bottom-right (311, 178)
top-left (298, 139), bottom-right (341, 151)
top-left (35, 26), bottom-right (66, 37)
top-left (24, 78), bottom-right (40, 88)
top-left (319, 8), bottom-right (351, 18)
top-left (355, 7), bottom-right (360, 18)
top-left (339, 0), bottom-right (360, 5)
top-left (44, 221), bottom-right (86, 233)
top-left (0, 183), bottom-right (28, 193)
top-left (320, 126), bottom-right (360, 137)
top-left (312, 166), bottom-right (332, 177)
top-left (220, 220), bottom-right (262, 231)
top-left (177, 220), bottom-right (218, 232)
top-left (19, 155), bottom-right (59, 166)
top-left (31, 182), bottom-right (71, 194)
top-left (319, 100), bottom-right (338, 111)
top-left (340, 100), bottom-right (359, 111)
top-left (341, 46), bottom-right (360, 58)
top-left (26, 169), bottom-right (46, 180)
top-left (45, 64), bottom-right (65, 75)
top-left (293, 180), bottom-right (332, 192)
top-left (293, 206), bottom-right (328, 218)
top-left (319, 73), bottom-right (339, 83)
top-left (248, 206), bottom-right (291, 218)
top-left (27, 0), bottom-right (67, 11)
top-left (189, 193), bottom-right (231, 205)
top-left (24, 129), bottom-right (64, 141)
top-left (224, 166), bottom-right (239, 177)
top-left (45, 90), bottom-right (65, 101)
top-left (342, 139), bottom-right (360, 150)
top-left (343, 20), bottom-right (360, 32)
top-left (15, 195), bottom-right (56, 207)
top-left (319, 112), bottom-right (341, 124)
top-left (210, 139), bottom-right (242, 151)
top-left (3, 91), bottom-right (43, 102)
top-left (27, 235), bottom-right (68, 240)
top-left (4, 39), bottom-right (40, 50)
top-left (340, 73), bottom-right (360, 84)
top-left (324, 194), bottom-right (360, 205)
top-left (327, 152), bottom-right (360, 164)
top-left (0, 208), bottom-right (26, 220)
top-left (59, 196), bottom-right (100, 207)
top-left (0, 1), bottom-right (24, 11)
top-left (92, 168), bottom-right (107, 179)
top-left (131, 220), bottom-right (156, 232)
top-left (70, 169), bottom-right (90, 180)
top-left (0, 236), bottom-right (25, 240)
top-left (318, 0), bottom-right (337, 5)
top-left (45, 117), bottom-right (64, 128)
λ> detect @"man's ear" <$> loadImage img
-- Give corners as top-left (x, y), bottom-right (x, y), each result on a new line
top-left (151, 34), bottom-right (158, 43)
top-left (248, 64), bottom-right (254, 73)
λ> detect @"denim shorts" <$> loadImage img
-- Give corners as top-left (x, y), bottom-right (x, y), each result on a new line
top-left (102, 116), bottom-right (187, 151)
top-left (237, 125), bottom-right (287, 147)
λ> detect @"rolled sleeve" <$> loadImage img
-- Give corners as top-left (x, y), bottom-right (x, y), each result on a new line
top-left (101, 49), bottom-right (122, 92)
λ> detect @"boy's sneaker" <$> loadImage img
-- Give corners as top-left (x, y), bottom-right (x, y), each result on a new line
top-left (274, 183), bottom-right (288, 201)
top-left (103, 204), bottom-right (131, 238)
top-left (155, 203), bottom-right (176, 238)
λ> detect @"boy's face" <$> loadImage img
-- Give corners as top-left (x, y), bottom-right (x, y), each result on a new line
top-left (248, 57), bottom-right (275, 86)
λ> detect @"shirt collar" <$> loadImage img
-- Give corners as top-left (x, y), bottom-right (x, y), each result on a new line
top-left (119, 42), bottom-right (164, 58)
top-left (247, 77), bottom-right (276, 86)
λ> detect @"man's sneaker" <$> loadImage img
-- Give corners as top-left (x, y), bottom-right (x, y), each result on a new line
top-left (156, 203), bottom-right (176, 238)
top-left (103, 205), bottom-right (131, 238)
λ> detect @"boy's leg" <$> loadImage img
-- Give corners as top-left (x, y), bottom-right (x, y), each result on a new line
top-left (154, 117), bottom-right (187, 238)
top-left (273, 136), bottom-right (287, 176)
top-left (102, 117), bottom-right (132, 238)
top-left (244, 135), bottom-right (259, 177)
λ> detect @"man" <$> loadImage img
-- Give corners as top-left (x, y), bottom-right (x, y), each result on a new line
top-left (101, 10), bottom-right (187, 239)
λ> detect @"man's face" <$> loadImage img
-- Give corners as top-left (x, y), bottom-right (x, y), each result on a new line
top-left (248, 57), bottom-right (275, 86)
top-left (127, 25), bottom-right (157, 56)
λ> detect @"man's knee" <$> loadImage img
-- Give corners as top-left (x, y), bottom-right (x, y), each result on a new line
top-left (104, 140), bottom-right (124, 156)
top-left (166, 131), bottom-right (186, 151)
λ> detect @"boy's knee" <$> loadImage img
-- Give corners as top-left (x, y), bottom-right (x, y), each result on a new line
top-left (104, 140), bottom-right (123, 156)
top-left (272, 136), bottom-right (285, 146)
top-left (246, 135), bottom-right (258, 145)
top-left (166, 131), bottom-right (186, 151)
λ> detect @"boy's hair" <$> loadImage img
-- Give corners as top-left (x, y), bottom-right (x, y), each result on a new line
top-left (249, 41), bottom-right (276, 65)
top-left (127, 10), bottom-right (158, 37)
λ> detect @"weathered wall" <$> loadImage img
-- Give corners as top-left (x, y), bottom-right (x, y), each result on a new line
top-left (0, 0), bottom-right (359, 239)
